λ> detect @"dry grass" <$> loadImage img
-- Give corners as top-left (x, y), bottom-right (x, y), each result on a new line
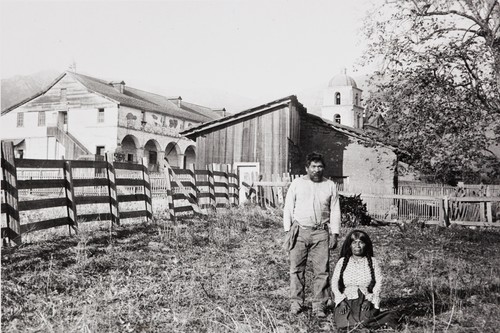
top-left (2, 205), bottom-right (500, 332)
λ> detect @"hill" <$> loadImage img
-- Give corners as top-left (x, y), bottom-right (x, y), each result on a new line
top-left (1, 70), bottom-right (61, 111)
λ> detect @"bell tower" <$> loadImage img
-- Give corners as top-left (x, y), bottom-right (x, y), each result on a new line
top-left (321, 69), bottom-right (364, 129)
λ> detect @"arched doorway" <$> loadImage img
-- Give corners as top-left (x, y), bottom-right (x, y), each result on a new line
top-left (184, 146), bottom-right (196, 168)
top-left (165, 142), bottom-right (180, 168)
top-left (144, 139), bottom-right (161, 171)
top-left (120, 135), bottom-right (139, 162)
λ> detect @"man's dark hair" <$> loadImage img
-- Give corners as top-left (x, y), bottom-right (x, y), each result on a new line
top-left (305, 152), bottom-right (326, 168)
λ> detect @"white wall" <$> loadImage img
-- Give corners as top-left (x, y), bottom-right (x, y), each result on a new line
top-left (1, 109), bottom-right (52, 159)
top-left (1, 109), bottom-right (48, 140)
top-left (68, 105), bottom-right (119, 155)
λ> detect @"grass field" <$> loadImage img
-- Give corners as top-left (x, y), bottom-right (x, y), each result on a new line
top-left (2, 206), bottom-right (500, 332)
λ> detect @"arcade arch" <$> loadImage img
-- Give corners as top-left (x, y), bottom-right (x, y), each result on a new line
top-left (120, 135), bottom-right (139, 162)
top-left (165, 142), bottom-right (181, 168)
top-left (184, 145), bottom-right (196, 168)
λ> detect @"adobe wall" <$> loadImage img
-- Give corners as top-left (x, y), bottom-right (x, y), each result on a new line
top-left (296, 117), bottom-right (396, 194)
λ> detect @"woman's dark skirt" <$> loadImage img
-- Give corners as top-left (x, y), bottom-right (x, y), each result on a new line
top-left (334, 289), bottom-right (399, 330)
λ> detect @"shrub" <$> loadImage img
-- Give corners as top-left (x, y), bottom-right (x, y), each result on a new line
top-left (339, 194), bottom-right (372, 227)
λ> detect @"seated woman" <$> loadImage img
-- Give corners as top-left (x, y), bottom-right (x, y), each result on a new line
top-left (331, 230), bottom-right (398, 330)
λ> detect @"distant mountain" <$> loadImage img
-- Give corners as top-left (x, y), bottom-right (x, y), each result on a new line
top-left (1, 70), bottom-right (61, 111)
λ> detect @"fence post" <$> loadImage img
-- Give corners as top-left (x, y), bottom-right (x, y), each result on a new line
top-left (64, 160), bottom-right (78, 234)
top-left (276, 174), bottom-right (284, 205)
top-left (208, 164), bottom-right (216, 210)
top-left (479, 195), bottom-right (486, 222)
top-left (227, 164), bottom-right (236, 207)
top-left (486, 186), bottom-right (493, 224)
top-left (234, 170), bottom-right (240, 206)
top-left (188, 164), bottom-right (198, 206)
top-left (441, 196), bottom-right (450, 227)
top-left (106, 153), bottom-right (120, 226)
top-left (221, 164), bottom-right (229, 208)
top-left (1, 142), bottom-right (21, 246)
top-left (141, 158), bottom-right (153, 223)
top-left (159, 159), bottom-right (175, 221)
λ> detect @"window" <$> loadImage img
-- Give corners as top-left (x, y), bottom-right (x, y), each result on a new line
top-left (334, 114), bottom-right (341, 124)
top-left (60, 88), bottom-right (67, 101)
top-left (96, 146), bottom-right (105, 156)
top-left (17, 113), bottom-right (24, 127)
top-left (38, 111), bottom-right (46, 126)
top-left (63, 112), bottom-right (68, 125)
top-left (127, 154), bottom-right (134, 162)
top-left (335, 92), bottom-right (341, 105)
top-left (97, 108), bottom-right (105, 123)
top-left (17, 149), bottom-right (24, 159)
top-left (355, 93), bottom-right (359, 105)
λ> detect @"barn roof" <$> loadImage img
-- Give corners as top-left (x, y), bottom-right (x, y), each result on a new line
top-left (181, 95), bottom-right (396, 150)
top-left (181, 95), bottom-right (305, 139)
top-left (1, 71), bottom-right (221, 123)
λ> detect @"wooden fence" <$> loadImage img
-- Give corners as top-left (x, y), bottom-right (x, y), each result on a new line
top-left (397, 181), bottom-right (500, 197)
top-left (1, 143), bottom-right (153, 246)
top-left (244, 175), bottom-right (500, 227)
top-left (1, 142), bottom-right (239, 246)
top-left (153, 162), bottom-right (239, 215)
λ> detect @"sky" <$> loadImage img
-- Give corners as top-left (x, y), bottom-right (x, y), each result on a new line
top-left (1, 0), bottom-right (377, 111)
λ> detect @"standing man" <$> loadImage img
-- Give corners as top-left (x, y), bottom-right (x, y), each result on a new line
top-left (283, 152), bottom-right (341, 318)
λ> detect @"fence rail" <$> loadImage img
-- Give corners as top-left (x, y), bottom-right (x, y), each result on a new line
top-left (4, 142), bottom-right (500, 247)
top-left (1, 142), bottom-right (239, 246)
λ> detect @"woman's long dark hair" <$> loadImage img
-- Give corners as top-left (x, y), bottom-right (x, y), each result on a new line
top-left (338, 230), bottom-right (376, 293)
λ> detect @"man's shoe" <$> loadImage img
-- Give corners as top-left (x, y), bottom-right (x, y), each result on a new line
top-left (290, 303), bottom-right (302, 315)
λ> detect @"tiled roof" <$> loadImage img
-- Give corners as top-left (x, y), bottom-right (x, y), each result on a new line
top-left (1, 71), bottom-right (219, 123)
top-left (179, 101), bottom-right (222, 121)
top-left (68, 72), bottom-right (214, 123)
top-left (305, 113), bottom-right (398, 151)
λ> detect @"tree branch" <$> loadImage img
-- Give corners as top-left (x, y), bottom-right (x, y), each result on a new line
top-left (417, 9), bottom-right (484, 30)
top-left (419, 27), bottom-right (480, 42)
top-left (484, 0), bottom-right (499, 25)
top-left (460, 53), bottom-right (493, 109)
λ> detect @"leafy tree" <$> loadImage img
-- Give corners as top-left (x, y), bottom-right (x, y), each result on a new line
top-left (362, 0), bottom-right (500, 184)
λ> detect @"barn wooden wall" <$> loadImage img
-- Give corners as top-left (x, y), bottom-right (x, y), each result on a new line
top-left (195, 103), bottom-right (302, 179)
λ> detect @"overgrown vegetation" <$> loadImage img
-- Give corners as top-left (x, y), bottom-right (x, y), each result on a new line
top-left (2, 206), bottom-right (500, 332)
top-left (340, 194), bottom-right (372, 227)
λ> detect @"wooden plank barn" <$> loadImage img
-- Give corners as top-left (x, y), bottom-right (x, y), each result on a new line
top-left (181, 95), bottom-right (397, 194)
